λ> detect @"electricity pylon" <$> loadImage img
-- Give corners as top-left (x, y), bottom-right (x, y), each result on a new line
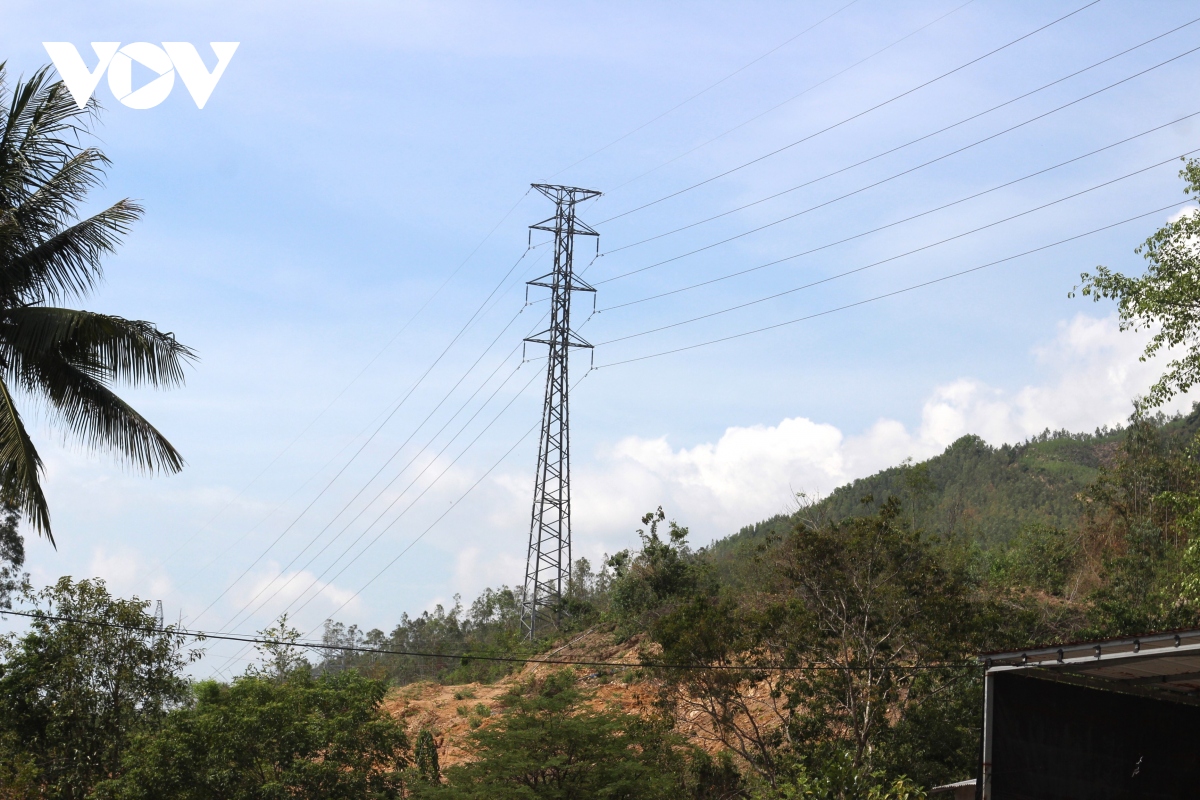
top-left (521, 183), bottom-right (600, 640)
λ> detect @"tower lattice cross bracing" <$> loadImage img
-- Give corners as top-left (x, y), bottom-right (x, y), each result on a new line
top-left (520, 183), bottom-right (600, 640)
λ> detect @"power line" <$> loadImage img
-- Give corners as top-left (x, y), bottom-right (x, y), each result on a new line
top-left (206, 366), bottom-right (552, 677)
top-left (600, 112), bottom-right (1200, 312)
top-left (594, 41), bottom-right (1200, 287)
top-left (603, 15), bottom-right (1200, 255)
top-left (162, 189), bottom-right (534, 568)
top-left (595, 0), bottom-right (1103, 225)
top-left (595, 151), bottom-right (1198, 348)
top-left (227, 215), bottom-right (601, 644)
top-left (189, 247), bottom-right (553, 586)
top-left (219, 306), bottom-right (559, 633)
top-left (292, 367), bottom-right (544, 622)
top-left (546, 0), bottom-right (864, 180)
top-left (606, 0), bottom-right (980, 194)
top-left (193, 245), bottom-right (541, 625)
top-left (225, 356), bottom-right (536, 631)
top-left (0, 608), bottom-right (976, 673)
top-left (216, 306), bottom-right (541, 631)
top-left (218, 338), bottom-right (567, 647)
top-left (190, 287), bottom-right (545, 586)
top-left (293, 370), bottom-right (596, 639)
top-left (204, 194), bottom-right (588, 662)
top-left (596, 200), bottom-right (1187, 369)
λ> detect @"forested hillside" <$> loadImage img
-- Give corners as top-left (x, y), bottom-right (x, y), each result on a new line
top-left (7, 409), bottom-right (1200, 798)
top-left (7, 23), bottom-right (1200, 800)
top-left (718, 407), bottom-right (1200, 558)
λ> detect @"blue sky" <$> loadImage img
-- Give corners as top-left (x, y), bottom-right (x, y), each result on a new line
top-left (4, 0), bottom-right (1200, 673)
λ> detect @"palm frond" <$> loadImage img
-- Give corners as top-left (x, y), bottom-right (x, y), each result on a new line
top-left (0, 63), bottom-right (189, 539)
top-left (0, 374), bottom-right (50, 543)
top-left (0, 66), bottom-right (95, 206)
top-left (2, 306), bottom-right (196, 388)
top-left (8, 350), bottom-right (185, 474)
top-left (15, 147), bottom-right (111, 237)
top-left (1, 199), bottom-right (141, 304)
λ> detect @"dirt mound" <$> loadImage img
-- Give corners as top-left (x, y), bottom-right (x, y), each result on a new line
top-left (382, 628), bottom-right (736, 766)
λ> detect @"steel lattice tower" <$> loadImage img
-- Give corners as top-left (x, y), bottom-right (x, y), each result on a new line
top-left (521, 183), bottom-right (600, 640)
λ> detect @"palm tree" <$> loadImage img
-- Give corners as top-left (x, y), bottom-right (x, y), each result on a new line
top-left (0, 64), bottom-right (196, 545)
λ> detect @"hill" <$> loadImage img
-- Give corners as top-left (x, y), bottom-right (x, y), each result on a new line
top-left (713, 408), bottom-right (1200, 563)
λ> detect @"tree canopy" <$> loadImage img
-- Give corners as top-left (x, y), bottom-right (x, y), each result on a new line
top-left (0, 64), bottom-right (195, 543)
top-left (1076, 157), bottom-right (1200, 409)
top-left (0, 577), bottom-right (194, 799)
top-left (95, 671), bottom-right (411, 800)
top-left (427, 669), bottom-right (692, 800)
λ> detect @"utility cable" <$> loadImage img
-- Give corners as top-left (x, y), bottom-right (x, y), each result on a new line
top-left (225, 356), bottom-right (535, 631)
top-left (594, 41), bottom-right (1200, 286)
top-left (190, 282), bottom-right (545, 584)
top-left (299, 369), bottom-right (595, 635)
top-left (193, 244), bottom-right (539, 625)
top-left (217, 315), bottom-right (535, 632)
top-left (258, 275), bottom-right (591, 631)
top-left (163, 189), bottom-right (534, 567)
top-left (207, 365), bottom-right (550, 675)
top-left (596, 0), bottom-right (1102, 225)
top-left (597, 156), bottom-right (1190, 346)
top-left (596, 200), bottom-right (1187, 369)
top-left (0, 609), bottom-right (976, 673)
top-left (547, 0), bottom-right (864, 179)
top-left (600, 121), bottom-right (1200, 313)
top-left (217, 303), bottom-right (554, 633)
top-left (284, 366), bottom-right (544, 624)
top-left (607, 0), bottom-right (979, 194)
top-left (604, 15), bottom-right (1200, 255)
top-left (215, 308), bottom-right (562, 641)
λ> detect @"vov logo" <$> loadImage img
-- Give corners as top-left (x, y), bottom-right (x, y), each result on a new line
top-left (43, 42), bottom-right (239, 110)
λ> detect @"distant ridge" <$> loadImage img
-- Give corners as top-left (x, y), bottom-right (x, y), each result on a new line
top-left (711, 406), bottom-right (1200, 565)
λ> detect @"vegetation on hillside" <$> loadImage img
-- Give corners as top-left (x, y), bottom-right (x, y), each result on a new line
top-left (6, 421), bottom-right (1200, 798)
top-left (311, 403), bottom-right (1200, 797)
top-left (417, 669), bottom-right (711, 800)
top-left (6, 73), bottom-right (1200, 800)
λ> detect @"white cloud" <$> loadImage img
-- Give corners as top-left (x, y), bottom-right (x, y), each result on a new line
top-left (231, 564), bottom-right (361, 627)
top-left (86, 546), bottom-right (172, 602)
top-left (570, 314), bottom-right (1192, 545)
top-left (575, 416), bottom-right (848, 542)
top-left (453, 545), bottom-right (523, 593)
top-left (1168, 205), bottom-right (1198, 223)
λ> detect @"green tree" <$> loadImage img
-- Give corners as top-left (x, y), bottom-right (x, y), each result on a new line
top-left (0, 64), bottom-right (195, 543)
top-left (0, 500), bottom-right (24, 609)
top-left (430, 669), bottom-right (688, 800)
top-left (988, 523), bottom-right (1081, 597)
top-left (0, 577), bottom-right (195, 799)
top-left (769, 500), bottom-right (976, 782)
top-left (649, 500), bottom-right (978, 793)
top-left (95, 670), bottom-right (410, 800)
top-left (414, 728), bottom-right (442, 785)
top-left (249, 613), bottom-right (310, 680)
top-left (320, 585), bottom-right (534, 685)
top-left (746, 747), bottom-right (927, 800)
top-left (1074, 414), bottom-right (1200, 636)
top-left (1075, 157), bottom-right (1200, 409)
top-left (608, 507), bottom-right (706, 632)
